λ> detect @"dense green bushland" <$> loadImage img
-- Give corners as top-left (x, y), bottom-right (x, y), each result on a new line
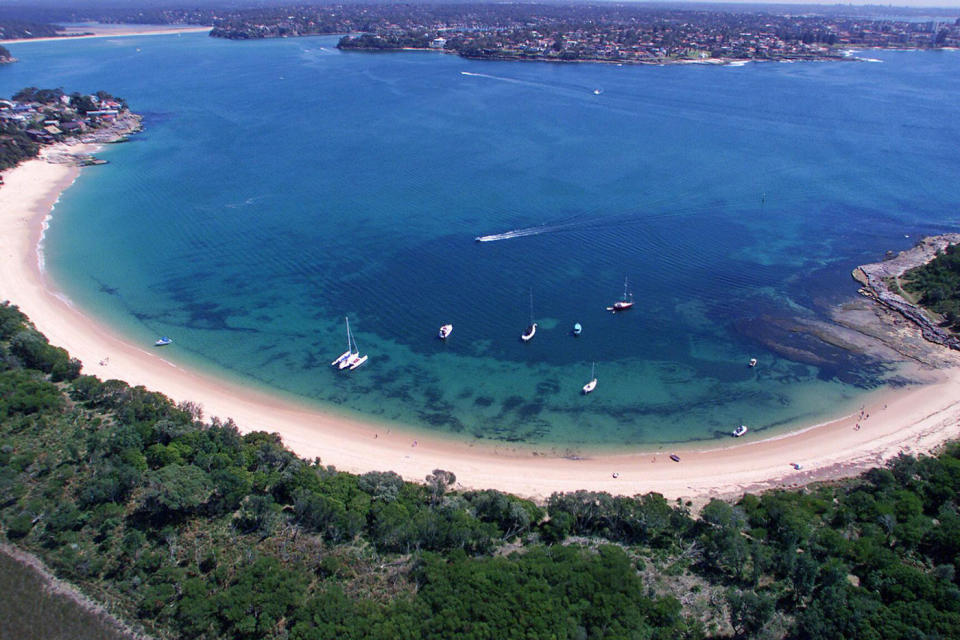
top-left (1, 300), bottom-right (959, 639)
top-left (904, 244), bottom-right (960, 330)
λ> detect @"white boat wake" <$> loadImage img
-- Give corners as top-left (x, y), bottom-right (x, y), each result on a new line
top-left (475, 220), bottom-right (584, 242)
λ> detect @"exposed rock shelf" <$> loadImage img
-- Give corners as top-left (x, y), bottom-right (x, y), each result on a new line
top-left (853, 233), bottom-right (960, 351)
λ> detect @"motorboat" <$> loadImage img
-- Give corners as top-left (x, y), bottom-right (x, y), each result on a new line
top-left (582, 362), bottom-right (597, 394)
top-left (732, 424), bottom-right (748, 438)
top-left (607, 277), bottom-right (634, 312)
top-left (572, 322), bottom-right (582, 336)
top-left (154, 336), bottom-right (172, 346)
top-left (438, 324), bottom-right (453, 340)
top-left (748, 358), bottom-right (758, 367)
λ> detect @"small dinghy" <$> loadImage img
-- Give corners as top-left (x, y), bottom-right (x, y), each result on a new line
top-left (438, 324), bottom-right (453, 340)
top-left (154, 336), bottom-right (172, 347)
top-left (572, 322), bottom-right (582, 336)
top-left (732, 424), bottom-right (748, 438)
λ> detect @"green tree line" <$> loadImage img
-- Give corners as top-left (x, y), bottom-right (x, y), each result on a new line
top-left (1, 300), bottom-right (959, 638)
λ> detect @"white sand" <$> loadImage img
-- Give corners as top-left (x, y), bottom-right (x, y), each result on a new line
top-left (2, 148), bottom-right (959, 503)
top-left (0, 26), bottom-right (211, 45)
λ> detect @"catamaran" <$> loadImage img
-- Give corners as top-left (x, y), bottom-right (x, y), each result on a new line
top-left (333, 317), bottom-right (368, 370)
top-left (607, 277), bottom-right (634, 312)
top-left (331, 317), bottom-right (353, 367)
top-left (521, 289), bottom-right (537, 342)
top-left (582, 362), bottom-right (597, 394)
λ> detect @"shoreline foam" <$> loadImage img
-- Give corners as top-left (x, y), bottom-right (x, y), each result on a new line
top-left (2, 146), bottom-right (960, 503)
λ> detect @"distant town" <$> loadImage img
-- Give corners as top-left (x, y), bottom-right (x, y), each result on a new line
top-left (210, 4), bottom-right (960, 65)
top-left (1, 3), bottom-right (958, 66)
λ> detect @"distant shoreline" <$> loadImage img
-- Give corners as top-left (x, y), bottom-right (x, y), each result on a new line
top-left (0, 25), bottom-right (211, 45)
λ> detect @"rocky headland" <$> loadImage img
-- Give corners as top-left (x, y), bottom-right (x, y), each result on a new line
top-left (853, 234), bottom-right (960, 352)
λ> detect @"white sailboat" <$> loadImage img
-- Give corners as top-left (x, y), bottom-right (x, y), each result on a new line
top-left (333, 317), bottom-right (368, 370)
top-left (582, 362), bottom-right (597, 394)
top-left (521, 289), bottom-right (537, 342)
top-left (331, 317), bottom-right (353, 367)
top-left (344, 326), bottom-right (368, 370)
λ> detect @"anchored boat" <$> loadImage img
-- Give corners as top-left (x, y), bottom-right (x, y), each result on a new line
top-left (521, 289), bottom-right (537, 342)
top-left (607, 277), bottom-right (634, 312)
top-left (582, 362), bottom-right (597, 394)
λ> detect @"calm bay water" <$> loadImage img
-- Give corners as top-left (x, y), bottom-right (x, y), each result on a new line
top-left (2, 35), bottom-right (959, 448)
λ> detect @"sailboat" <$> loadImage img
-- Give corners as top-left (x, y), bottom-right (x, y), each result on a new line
top-left (332, 317), bottom-right (368, 370)
top-left (582, 362), bottom-right (597, 394)
top-left (331, 317), bottom-right (353, 367)
top-left (347, 330), bottom-right (368, 370)
top-left (607, 277), bottom-right (634, 313)
top-left (521, 289), bottom-right (537, 342)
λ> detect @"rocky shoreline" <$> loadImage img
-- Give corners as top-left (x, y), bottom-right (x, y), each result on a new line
top-left (853, 234), bottom-right (960, 351)
top-left (41, 112), bottom-right (142, 166)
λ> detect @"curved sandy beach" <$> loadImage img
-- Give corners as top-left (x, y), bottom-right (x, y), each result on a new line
top-left (2, 148), bottom-right (959, 503)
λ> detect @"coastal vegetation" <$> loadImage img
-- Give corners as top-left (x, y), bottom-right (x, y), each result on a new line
top-left (903, 243), bottom-right (960, 331)
top-left (1, 300), bottom-right (959, 638)
top-left (0, 44), bottom-right (13, 63)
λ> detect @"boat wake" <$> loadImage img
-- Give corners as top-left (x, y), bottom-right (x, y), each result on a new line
top-left (475, 220), bottom-right (585, 243)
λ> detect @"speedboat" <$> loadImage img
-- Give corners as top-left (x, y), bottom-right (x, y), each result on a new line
top-left (154, 336), bottom-right (172, 346)
top-left (521, 323), bottom-right (537, 342)
top-left (438, 324), bottom-right (453, 340)
top-left (572, 322), bottom-right (582, 336)
top-left (732, 424), bottom-right (748, 438)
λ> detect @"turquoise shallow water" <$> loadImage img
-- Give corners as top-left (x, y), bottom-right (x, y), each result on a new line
top-left (2, 35), bottom-right (960, 448)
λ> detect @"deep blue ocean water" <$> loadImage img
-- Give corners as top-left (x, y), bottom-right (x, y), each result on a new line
top-left (2, 34), bottom-right (959, 449)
